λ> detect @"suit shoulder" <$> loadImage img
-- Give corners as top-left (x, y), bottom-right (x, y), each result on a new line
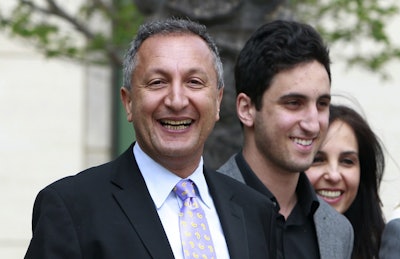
top-left (212, 170), bottom-right (246, 187)
top-left (217, 154), bottom-right (246, 183)
top-left (316, 199), bottom-right (352, 230)
top-left (380, 218), bottom-right (400, 259)
top-left (387, 218), bottom-right (400, 226)
top-left (213, 172), bottom-right (274, 205)
top-left (384, 218), bottom-right (400, 232)
top-left (42, 160), bottom-right (115, 195)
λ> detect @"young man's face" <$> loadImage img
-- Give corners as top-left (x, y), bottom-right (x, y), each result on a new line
top-left (243, 60), bottom-right (331, 174)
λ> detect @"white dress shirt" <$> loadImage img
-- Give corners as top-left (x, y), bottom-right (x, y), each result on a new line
top-left (133, 143), bottom-right (230, 259)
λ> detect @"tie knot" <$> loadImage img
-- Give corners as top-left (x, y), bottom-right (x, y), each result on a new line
top-left (174, 179), bottom-right (196, 201)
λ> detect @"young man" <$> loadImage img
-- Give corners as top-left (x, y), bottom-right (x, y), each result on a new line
top-left (218, 20), bottom-right (353, 258)
top-left (25, 18), bottom-right (276, 259)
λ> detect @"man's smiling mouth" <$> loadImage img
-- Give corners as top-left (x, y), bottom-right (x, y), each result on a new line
top-left (291, 137), bottom-right (313, 146)
top-left (160, 119), bottom-right (193, 130)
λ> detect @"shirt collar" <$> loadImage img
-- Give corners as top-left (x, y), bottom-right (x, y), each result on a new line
top-left (235, 151), bottom-right (276, 199)
top-left (235, 151), bottom-right (319, 216)
top-left (133, 143), bottom-right (213, 209)
top-left (296, 172), bottom-right (320, 216)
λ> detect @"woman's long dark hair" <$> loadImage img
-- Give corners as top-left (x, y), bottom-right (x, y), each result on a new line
top-left (330, 104), bottom-right (385, 259)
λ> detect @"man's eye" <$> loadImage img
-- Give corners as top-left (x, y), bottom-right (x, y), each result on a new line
top-left (318, 100), bottom-right (330, 108)
top-left (286, 100), bottom-right (301, 108)
top-left (187, 79), bottom-right (205, 89)
top-left (150, 80), bottom-right (163, 85)
top-left (189, 79), bottom-right (201, 84)
top-left (147, 80), bottom-right (166, 88)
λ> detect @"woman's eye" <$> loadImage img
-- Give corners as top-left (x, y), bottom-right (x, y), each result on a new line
top-left (311, 155), bottom-right (324, 164)
top-left (341, 158), bottom-right (355, 165)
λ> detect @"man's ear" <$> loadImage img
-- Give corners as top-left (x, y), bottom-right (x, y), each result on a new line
top-left (237, 93), bottom-right (255, 127)
top-left (120, 87), bottom-right (133, 122)
top-left (215, 87), bottom-right (224, 121)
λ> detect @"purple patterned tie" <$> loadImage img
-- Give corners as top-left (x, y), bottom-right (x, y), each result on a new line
top-left (174, 179), bottom-right (216, 259)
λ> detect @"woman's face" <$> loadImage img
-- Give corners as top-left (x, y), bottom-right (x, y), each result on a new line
top-left (305, 120), bottom-right (360, 213)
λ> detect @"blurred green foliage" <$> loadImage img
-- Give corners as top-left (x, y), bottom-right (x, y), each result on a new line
top-left (291, 0), bottom-right (400, 77)
top-left (1, 0), bottom-right (399, 76)
top-left (0, 0), bottom-right (143, 66)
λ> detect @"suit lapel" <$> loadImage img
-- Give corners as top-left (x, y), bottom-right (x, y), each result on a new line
top-left (108, 148), bottom-right (251, 259)
top-left (204, 168), bottom-right (249, 259)
top-left (314, 200), bottom-right (353, 259)
top-left (110, 147), bottom-right (175, 259)
top-left (314, 201), bottom-right (332, 259)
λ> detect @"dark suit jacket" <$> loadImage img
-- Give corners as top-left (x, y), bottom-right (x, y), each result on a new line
top-left (25, 145), bottom-right (277, 259)
top-left (379, 218), bottom-right (400, 259)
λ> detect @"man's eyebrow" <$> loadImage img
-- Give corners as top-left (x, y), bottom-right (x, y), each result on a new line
top-left (278, 93), bottom-right (331, 102)
top-left (319, 94), bottom-right (331, 100)
top-left (279, 93), bottom-right (307, 100)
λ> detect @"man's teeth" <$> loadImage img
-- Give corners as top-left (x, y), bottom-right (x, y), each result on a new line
top-left (318, 190), bottom-right (342, 199)
top-left (161, 119), bottom-right (192, 130)
top-left (293, 138), bottom-right (312, 146)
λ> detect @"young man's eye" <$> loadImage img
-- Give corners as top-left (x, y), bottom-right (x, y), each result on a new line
top-left (318, 101), bottom-right (329, 107)
top-left (318, 97), bottom-right (331, 108)
top-left (286, 100), bottom-right (301, 108)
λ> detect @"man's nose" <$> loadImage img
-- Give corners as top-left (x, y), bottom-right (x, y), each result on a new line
top-left (164, 83), bottom-right (189, 111)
